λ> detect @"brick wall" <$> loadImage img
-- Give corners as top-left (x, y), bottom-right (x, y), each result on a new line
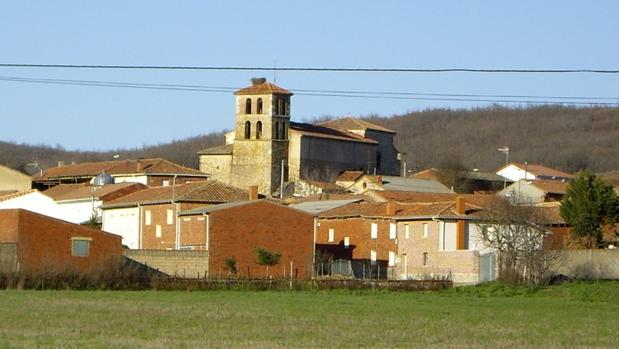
top-left (123, 249), bottom-right (209, 278)
top-left (140, 202), bottom-right (211, 250)
top-left (0, 209), bottom-right (19, 243)
top-left (3, 209), bottom-right (122, 273)
top-left (397, 220), bottom-right (480, 284)
top-left (207, 201), bottom-right (314, 279)
top-left (316, 217), bottom-right (397, 264)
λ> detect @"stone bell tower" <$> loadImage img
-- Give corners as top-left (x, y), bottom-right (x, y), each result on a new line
top-left (230, 78), bottom-right (292, 195)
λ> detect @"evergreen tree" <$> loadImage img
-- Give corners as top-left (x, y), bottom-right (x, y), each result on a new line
top-left (560, 170), bottom-right (619, 248)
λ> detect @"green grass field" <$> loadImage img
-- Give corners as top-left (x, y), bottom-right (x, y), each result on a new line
top-left (0, 282), bottom-right (617, 348)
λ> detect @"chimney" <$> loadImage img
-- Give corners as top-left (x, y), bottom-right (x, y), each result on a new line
top-left (248, 185), bottom-right (259, 201)
top-left (57, 161), bottom-right (65, 167)
top-left (251, 77), bottom-right (266, 86)
top-left (385, 201), bottom-right (396, 216)
top-left (455, 196), bottom-right (466, 215)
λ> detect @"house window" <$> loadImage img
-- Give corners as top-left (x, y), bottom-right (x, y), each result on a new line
top-left (244, 121), bottom-right (251, 139)
top-left (423, 252), bottom-right (428, 267)
top-left (256, 98), bottom-right (263, 114)
top-left (370, 223), bottom-right (378, 239)
top-left (370, 250), bottom-right (377, 265)
top-left (388, 251), bottom-right (396, 267)
top-left (145, 210), bottom-right (152, 226)
top-left (389, 223), bottom-right (396, 240)
top-left (256, 121), bottom-right (262, 139)
top-left (423, 223), bottom-right (429, 238)
top-left (156, 224), bottom-right (162, 238)
top-left (71, 237), bottom-right (91, 257)
top-left (404, 224), bottom-right (410, 239)
top-left (328, 228), bottom-right (334, 242)
top-left (344, 236), bottom-right (350, 248)
top-left (245, 98), bottom-right (252, 114)
top-left (162, 180), bottom-right (170, 187)
top-left (166, 209), bottom-right (174, 225)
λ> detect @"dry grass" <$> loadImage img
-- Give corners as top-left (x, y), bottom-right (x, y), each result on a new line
top-left (0, 282), bottom-right (617, 348)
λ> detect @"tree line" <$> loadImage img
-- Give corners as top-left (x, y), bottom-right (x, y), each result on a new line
top-left (1, 105), bottom-right (617, 174)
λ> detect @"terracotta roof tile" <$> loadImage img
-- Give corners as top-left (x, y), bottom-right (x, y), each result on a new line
top-left (320, 117), bottom-right (395, 134)
top-left (234, 81), bottom-right (292, 96)
top-left (289, 122), bottom-right (378, 144)
top-left (528, 179), bottom-right (569, 194)
top-left (34, 158), bottom-right (206, 181)
top-left (504, 162), bottom-right (573, 179)
top-left (369, 190), bottom-right (497, 207)
top-left (43, 183), bottom-right (147, 201)
top-left (197, 144), bottom-right (233, 155)
top-left (101, 180), bottom-right (247, 207)
top-left (319, 201), bottom-right (481, 219)
top-left (0, 189), bottom-right (39, 202)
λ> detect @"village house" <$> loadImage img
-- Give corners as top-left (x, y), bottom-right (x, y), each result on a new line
top-left (32, 158), bottom-right (208, 190)
top-left (0, 209), bottom-right (122, 274)
top-left (0, 164), bottom-right (31, 192)
top-left (496, 162), bottom-right (573, 182)
top-left (413, 168), bottom-right (509, 193)
top-left (198, 78), bottom-right (400, 196)
top-left (335, 172), bottom-right (451, 194)
top-left (177, 199), bottom-right (315, 279)
top-left (0, 190), bottom-right (66, 222)
top-left (316, 197), bottom-right (497, 284)
top-left (100, 180), bottom-right (248, 249)
top-left (43, 181), bottom-right (147, 224)
top-left (499, 179), bottom-right (569, 204)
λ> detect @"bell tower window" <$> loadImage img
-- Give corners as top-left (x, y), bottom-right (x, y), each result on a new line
top-left (245, 98), bottom-right (252, 114)
top-left (277, 99), bottom-right (284, 116)
top-left (244, 121), bottom-right (251, 139)
top-left (274, 121), bottom-right (280, 140)
top-left (257, 98), bottom-right (263, 114)
top-left (256, 121), bottom-right (262, 139)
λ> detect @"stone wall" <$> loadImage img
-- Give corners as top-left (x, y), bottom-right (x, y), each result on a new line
top-left (124, 249), bottom-right (209, 278)
top-left (550, 249), bottom-right (619, 279)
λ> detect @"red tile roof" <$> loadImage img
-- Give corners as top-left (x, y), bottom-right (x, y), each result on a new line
top-left (0, 190), bottom-right (39, 202)
top-left (289, 122), bottom-right (378, 144)
top-left (527, 179), bottom-right (569, 194)
top-left (319, 117), bottom-right (395, 134)
top-left (34, 158), bottom-right (207, 181)
top-left (101, 180), bottom-right (247, 208)
top-left (234, 81), bottom-right (293, 96)
top-left (43, 183), bottom-right (147, 202)
top-left (319, 201), bottom-right (481, 219)
top-left (368, 190), bottom-right (497, 207)
top-left (504, 162), bottom-right (573, 179)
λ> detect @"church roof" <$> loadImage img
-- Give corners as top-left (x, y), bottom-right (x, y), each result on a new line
top-left (289, 122), bottom-right (378, 144)
top-left (234, 81), bottom-right (293, 96)
top-left (319, 117), bottom-right (395, 134)
top-left (197, 144), bottom-right (233, 156)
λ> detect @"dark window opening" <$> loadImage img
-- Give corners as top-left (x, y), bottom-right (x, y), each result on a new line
top-left (257, 98), bottom-right (263, 114)
top-left (244, 121), bottom-right (251, 139)
top-left (256, 121), bottom-right (262, 139)
top-left (277, 99), bottom-right (284, 115)
top-left (274, 121), bottom-right (279, 140)
top-left (245, 98), bottom-right (252, 114)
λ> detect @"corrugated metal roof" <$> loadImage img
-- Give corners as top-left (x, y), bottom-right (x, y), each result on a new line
top-left (379, 176), bottom-right (452, 193)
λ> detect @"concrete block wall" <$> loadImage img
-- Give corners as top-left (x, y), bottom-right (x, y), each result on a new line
top-left (124, 249), bottom-right (209, 278)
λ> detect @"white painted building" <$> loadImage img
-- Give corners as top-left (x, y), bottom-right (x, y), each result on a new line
top-left (496, 162), bottom-right (573, 182)
top-left (0, 190), bottom-right (68, 222)
top-left (101, 207), bottom-right (141, 249)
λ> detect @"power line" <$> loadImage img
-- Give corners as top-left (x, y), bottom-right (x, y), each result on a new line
top-left (0, 76), bottom-right (617, 106)
top-left (1, 63), bottom-right (619, 74)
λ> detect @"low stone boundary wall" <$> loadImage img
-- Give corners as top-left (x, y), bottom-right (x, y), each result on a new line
top-left (550, 249), bottom-right (619, 279)
top-left (123, 250), bottom-right (209, 278)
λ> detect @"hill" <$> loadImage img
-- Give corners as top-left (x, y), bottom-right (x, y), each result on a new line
top-left (1, 105), bottom-right (617, 174)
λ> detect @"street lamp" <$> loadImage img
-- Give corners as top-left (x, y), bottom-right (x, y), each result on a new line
top-left (497, 146), bottom-right (509, 190)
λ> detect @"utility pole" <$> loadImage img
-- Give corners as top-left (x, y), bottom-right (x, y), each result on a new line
top-left (497, 146), bottom-right (509, 190)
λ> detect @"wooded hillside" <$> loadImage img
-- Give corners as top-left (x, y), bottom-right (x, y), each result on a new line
top-left (1, 105), bottom-right (617, 174)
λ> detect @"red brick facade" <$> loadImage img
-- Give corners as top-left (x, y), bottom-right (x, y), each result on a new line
top-left (0, 209), bottom-right (122, 273)
top-left (180, 201), bottom-right (315, 279)
top-left (140, 202), bottom-right (207, 250)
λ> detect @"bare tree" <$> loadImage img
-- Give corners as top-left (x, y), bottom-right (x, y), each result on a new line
top-left (476, 197), bottom-right (555, 284)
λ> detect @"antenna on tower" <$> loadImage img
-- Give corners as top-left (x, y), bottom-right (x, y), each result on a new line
top-left (273, 57), bottom-right (277, 83)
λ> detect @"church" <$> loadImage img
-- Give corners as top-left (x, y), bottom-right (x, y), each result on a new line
top-left (198, 78), bottom-right (400, 195)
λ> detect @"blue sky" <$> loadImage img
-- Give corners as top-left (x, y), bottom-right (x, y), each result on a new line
top-left (1, 1), bottom-right (617, 150)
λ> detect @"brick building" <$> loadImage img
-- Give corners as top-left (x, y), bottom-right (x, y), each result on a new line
top-left (0, 209), bottom-right (122, 274)
top-left (32, 158), bottom-right (208, 190)
top-left (318, 198), bottom-right (497, 283)
top-left (178, 200), bottom-right (315, 279)
top-left (100, 181), bottom-right (248, 249)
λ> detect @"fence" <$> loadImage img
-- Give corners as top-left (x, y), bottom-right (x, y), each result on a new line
top-left (315, 259), bottom-right (391, 279)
